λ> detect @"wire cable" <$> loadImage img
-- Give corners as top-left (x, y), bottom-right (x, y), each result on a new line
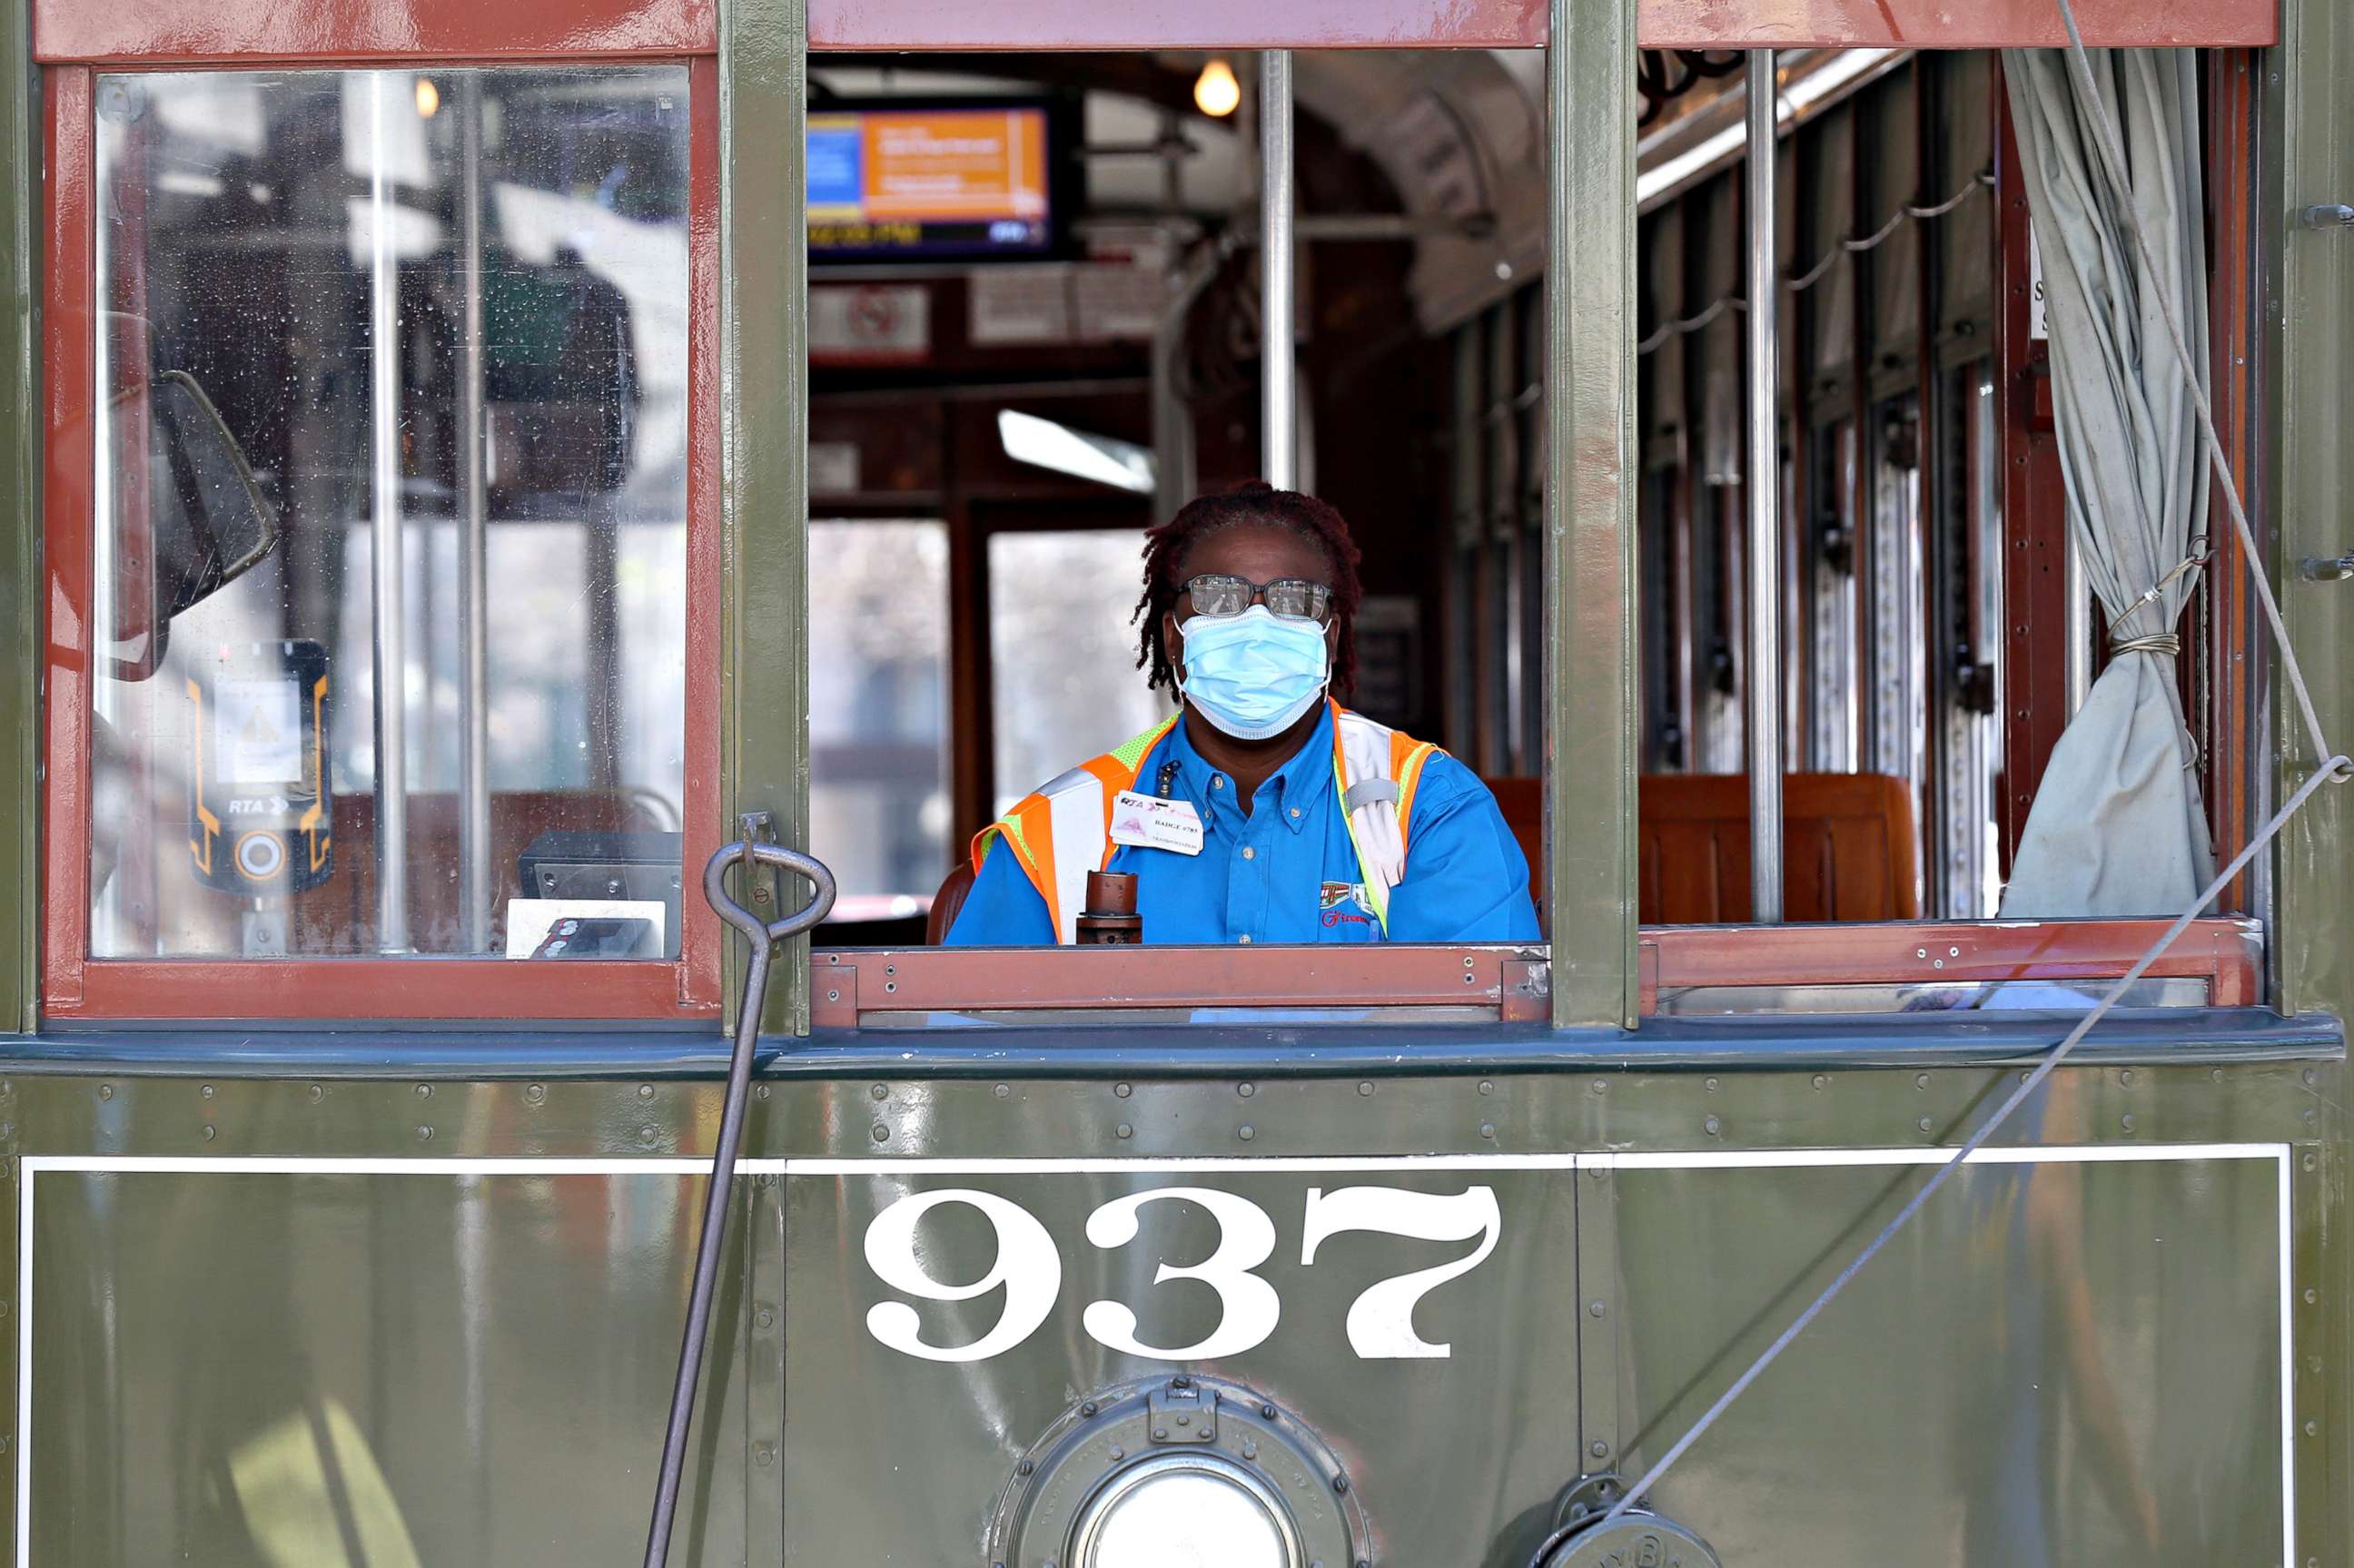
top-left (1595, 4), bottom-right (2348, 1530)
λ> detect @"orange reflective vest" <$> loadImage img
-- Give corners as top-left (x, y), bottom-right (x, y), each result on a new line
top-left (971, 700), bottom-right (1442, 943)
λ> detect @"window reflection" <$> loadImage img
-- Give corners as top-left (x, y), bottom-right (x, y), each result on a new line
top-left (90, 66), bottom-right (691, 961)
top-left (988, 530), bottom-right (1172, 817)
top-left (808, 519), bottom-right (951, 920)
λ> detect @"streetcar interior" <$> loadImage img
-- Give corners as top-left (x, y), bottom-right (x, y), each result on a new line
top-left (69, 45), bottom-right (2265, 1018)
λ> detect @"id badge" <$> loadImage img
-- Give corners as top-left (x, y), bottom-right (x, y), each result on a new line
top-left (1108, 789), bottom-right (1205, 855)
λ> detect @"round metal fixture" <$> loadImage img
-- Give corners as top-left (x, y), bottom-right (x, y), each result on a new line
top-left (1071, 1452), bottom-right (1298, 1568)
top-left (989, 1376), bottom-right (1365, 1568)
top-left (1531, 1477), bottom-right (1720, 1568)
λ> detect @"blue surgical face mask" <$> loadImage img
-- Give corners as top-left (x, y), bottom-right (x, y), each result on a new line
top-left (1176, 604), bottom-right (1331, 742)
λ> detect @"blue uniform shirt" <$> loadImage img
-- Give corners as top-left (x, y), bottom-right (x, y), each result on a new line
top-left (945, 706), bottom-right (1539, 945)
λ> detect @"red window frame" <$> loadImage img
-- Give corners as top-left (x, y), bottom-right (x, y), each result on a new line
top-left (39, 53), bottom-right (725, 1021)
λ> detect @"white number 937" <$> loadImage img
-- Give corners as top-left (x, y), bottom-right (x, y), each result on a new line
top-left (861, 1184), bottom-right (1501, 1364)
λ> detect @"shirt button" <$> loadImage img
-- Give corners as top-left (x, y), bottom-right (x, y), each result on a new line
top-left (1288, 807), bottom-right (1301, 819)
top-left (1241, 845), bottom-right (1256, 861)
top-left (1211, 777), bottom-right (1225, 791)
top-left (1238, 932), bottom-right (1252, 943)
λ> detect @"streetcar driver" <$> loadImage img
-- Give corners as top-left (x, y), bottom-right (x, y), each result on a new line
top-left (945, 482), bottom-right (1538, 945)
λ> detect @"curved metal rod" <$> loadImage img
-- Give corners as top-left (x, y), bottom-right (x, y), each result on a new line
top-left (643, 840), bottom-right (835, 1568)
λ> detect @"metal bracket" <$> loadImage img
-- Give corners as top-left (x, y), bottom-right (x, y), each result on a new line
top-left (1502, 957), bottom-right (1552, 1022)
top-left (1146, 1376), bottom-right (1218, 1445)
top-left (739, 811), bottom-right (781, 916)
top-left (2300, 202), bottom-right (2354, 230)
top-left (2300, 553), bottom-right (2354, 582)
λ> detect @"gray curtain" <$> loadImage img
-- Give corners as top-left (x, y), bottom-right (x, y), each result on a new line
top-left (1998, 48), bottom-right (2214, 917)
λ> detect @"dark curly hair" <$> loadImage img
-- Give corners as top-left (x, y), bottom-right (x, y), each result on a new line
top-left (1132, 480), bottom-right (1364, 697)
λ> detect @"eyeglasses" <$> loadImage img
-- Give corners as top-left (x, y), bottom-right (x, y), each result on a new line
top-left (1180, 573), bottom-right (1334, 626)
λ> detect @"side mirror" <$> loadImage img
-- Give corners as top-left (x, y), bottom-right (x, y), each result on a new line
top-left (106, 369), bottom-right (280, 680)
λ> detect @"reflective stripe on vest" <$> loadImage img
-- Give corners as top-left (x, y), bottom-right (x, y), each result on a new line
top-left (971, 702), bottom-right (1440, 943)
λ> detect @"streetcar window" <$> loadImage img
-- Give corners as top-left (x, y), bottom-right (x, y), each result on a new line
top-left (86, 66), bottom-right (692, 962)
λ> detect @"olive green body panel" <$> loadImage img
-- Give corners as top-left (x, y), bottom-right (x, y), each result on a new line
top-left (0, 1055), bottom-right (2335, 1566)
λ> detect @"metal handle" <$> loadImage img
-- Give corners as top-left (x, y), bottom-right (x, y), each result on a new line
top-left (642, 837), bottom-right (834, 1568)
top-left (702, 837), bottom-right (838, 955)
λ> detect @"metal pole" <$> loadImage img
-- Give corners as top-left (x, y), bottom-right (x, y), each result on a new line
top-left (369, 72), bottom-right (411, 952)
top-left (1744, 50), bottom-right (1785, 922)
top-left (456, 74), bottom-right (492, 953)
top-left (1259, 50), bottom-right (1295, 489)
top-left (2062, 526), bottom-right (2092, 715)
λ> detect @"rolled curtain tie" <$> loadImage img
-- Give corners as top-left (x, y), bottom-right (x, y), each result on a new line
top-left (2109, 631), bottom-right (2181, 656)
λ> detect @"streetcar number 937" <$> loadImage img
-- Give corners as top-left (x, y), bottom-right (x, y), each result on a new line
top-left (862, 1185), bottom-right (1501, 1364)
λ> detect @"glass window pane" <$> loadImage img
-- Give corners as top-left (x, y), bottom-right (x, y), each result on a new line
top-left (988, 530), bottom-right (1172, 816)
top-left (808, 519), bottom-right (950, 919)
top-left (89, 66), bottom-right (692, 962)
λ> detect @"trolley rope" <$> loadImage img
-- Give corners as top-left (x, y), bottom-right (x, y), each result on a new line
top-left (1597, 5), bottom-right (2349, 1531)
top-left (1637, 171), bottom-right (1993, 355)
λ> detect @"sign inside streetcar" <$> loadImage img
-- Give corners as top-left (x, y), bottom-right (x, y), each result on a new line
top-left (807, 101), bottom-right (1064, 261)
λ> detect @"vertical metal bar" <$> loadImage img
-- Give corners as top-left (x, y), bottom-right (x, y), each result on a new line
top-left (1745, 51), bottom-right (1785, 923)
top-left (1260, 49), bottom-right (1295, 489)
top-left (2062, 528), bottom-right (2092, 715)
top-left (0, 0), bottom-right (32, 1026)
top-left (456, 74), bottom-right (491, 954)
top-left (1547, 0), bottom-right (1638, 1026)
top-left (368, 72), bottom-right (411, 953)
top-left (721, 0), bottom-right (811, 1032)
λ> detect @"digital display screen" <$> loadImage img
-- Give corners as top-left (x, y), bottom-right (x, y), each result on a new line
top-left (215, 676), bottom-right (303, 785)
top-left (808, 105), bottom-right (1055, 261)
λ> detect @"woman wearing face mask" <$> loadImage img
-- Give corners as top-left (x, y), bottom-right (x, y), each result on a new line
top-left (945, 483), bottom-right (1538, 946)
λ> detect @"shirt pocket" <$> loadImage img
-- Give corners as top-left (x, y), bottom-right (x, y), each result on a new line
top-left (1315, 881), bottom-right (1386, 942)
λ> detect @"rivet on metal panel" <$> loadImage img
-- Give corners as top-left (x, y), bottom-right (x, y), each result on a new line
top-left (1357, 1082), bottom-right (1374, 1097)
top-left (1479, 1080), bottom-right (1494, 1096)
top-left (2304, 1288), bottom-right (2319, 1305)
top-left (2119, 1070), bottom-right (2133, 1087)
top-left (885, 981), bottom-right (897, 994)
top-left (1705, 1077), bottom-right (1719, 1092)
top-left (2305, 1420), bottom-right (2319, 1437)
top-left (757, 1085), bottom-right (771, 1100)
top-left (201, 1084), bottom-right (215, 1099)
top-left (1080, 1402), bottom-right (1098, 1418)
top-left (2020, 1070), bottom-right (2033, 1085)
top-left (885, 963), bottom-right (895, 977)
top-left (1480, 1123), bottom-right (1497, 1140)
top-left (1333, 1474), bottom-right (1349, 1494)
top-left (1919, 1117), bottom-right (1934, 1133)
top-left (1260, 1403), bottom-right (1277, 1419)
top-left (1589, 1440), bottom-right (1610, 1458)
top-left (525, 1084), bottom-right (546, 1104)
top-left (1587, 1300), bottom-right (1607, 1318)
top-left (756, 1308), bottom-right (774, 1328)
top-left (641, 1126), bottom-right (658, 1145)
top-left (1811, 1075), bottom-right (1827, 1090)
top-left (826, 989), bottom-right (840, 1002)
top-left (994, 1083), bottom-right (1011, 1100)
top-left (870, 1084), bottom-right (888, 1100)
top-left (871, 1124), bottom-right (889, 1143)
top-left (417, 1126), bottom-right (432, 1142)
top-left (1591, 1080), bottom-right (1608, 1096)
top-left (1239, 1125), bottom-right (1255, 1141)
top-left (415, 1083), bottom-right (432, 1099)
top-left (1117, 1124), bottom-right (1133, 1139)
top-left (1704, 1115), bottom-right (1722, 1136)
top-left (1115, 1083), bottom-right (1132, 1099)
top-left (1108, 1446), bottom-right (1123, 1461)
top-left (756, 1444), bottom-right (776, 1465)
top-left (1241, 1440), bottom-right (1258, 1460)
top-left (2306, 1109), bottom-right (2319, 1125)
top-left (307, 1084), bottom-right (322, 1102)
top-left (638, 1084), bottom-right (655, 1100)
top-left (98, 1084), bottom-right (113, 1100)
top-left (2304, 1069), bottom-right (2319, 1088)
top-left (202, 1126), bottom-right (216, 1141)
top-left (2304, 1153), bottom-right (2319, 1172)
top-left (1017, 1458), bottom-right (1034, 1475)
top-left (2120, 1115), bottom-right (2136, 1133)
top-left (1914, 1074), bottom-right (1929, 1090)
top-left (1239, 1082), bottom-right (1255, 1099)
top-left (2211, 1069), bottom-right (2225, 1082)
